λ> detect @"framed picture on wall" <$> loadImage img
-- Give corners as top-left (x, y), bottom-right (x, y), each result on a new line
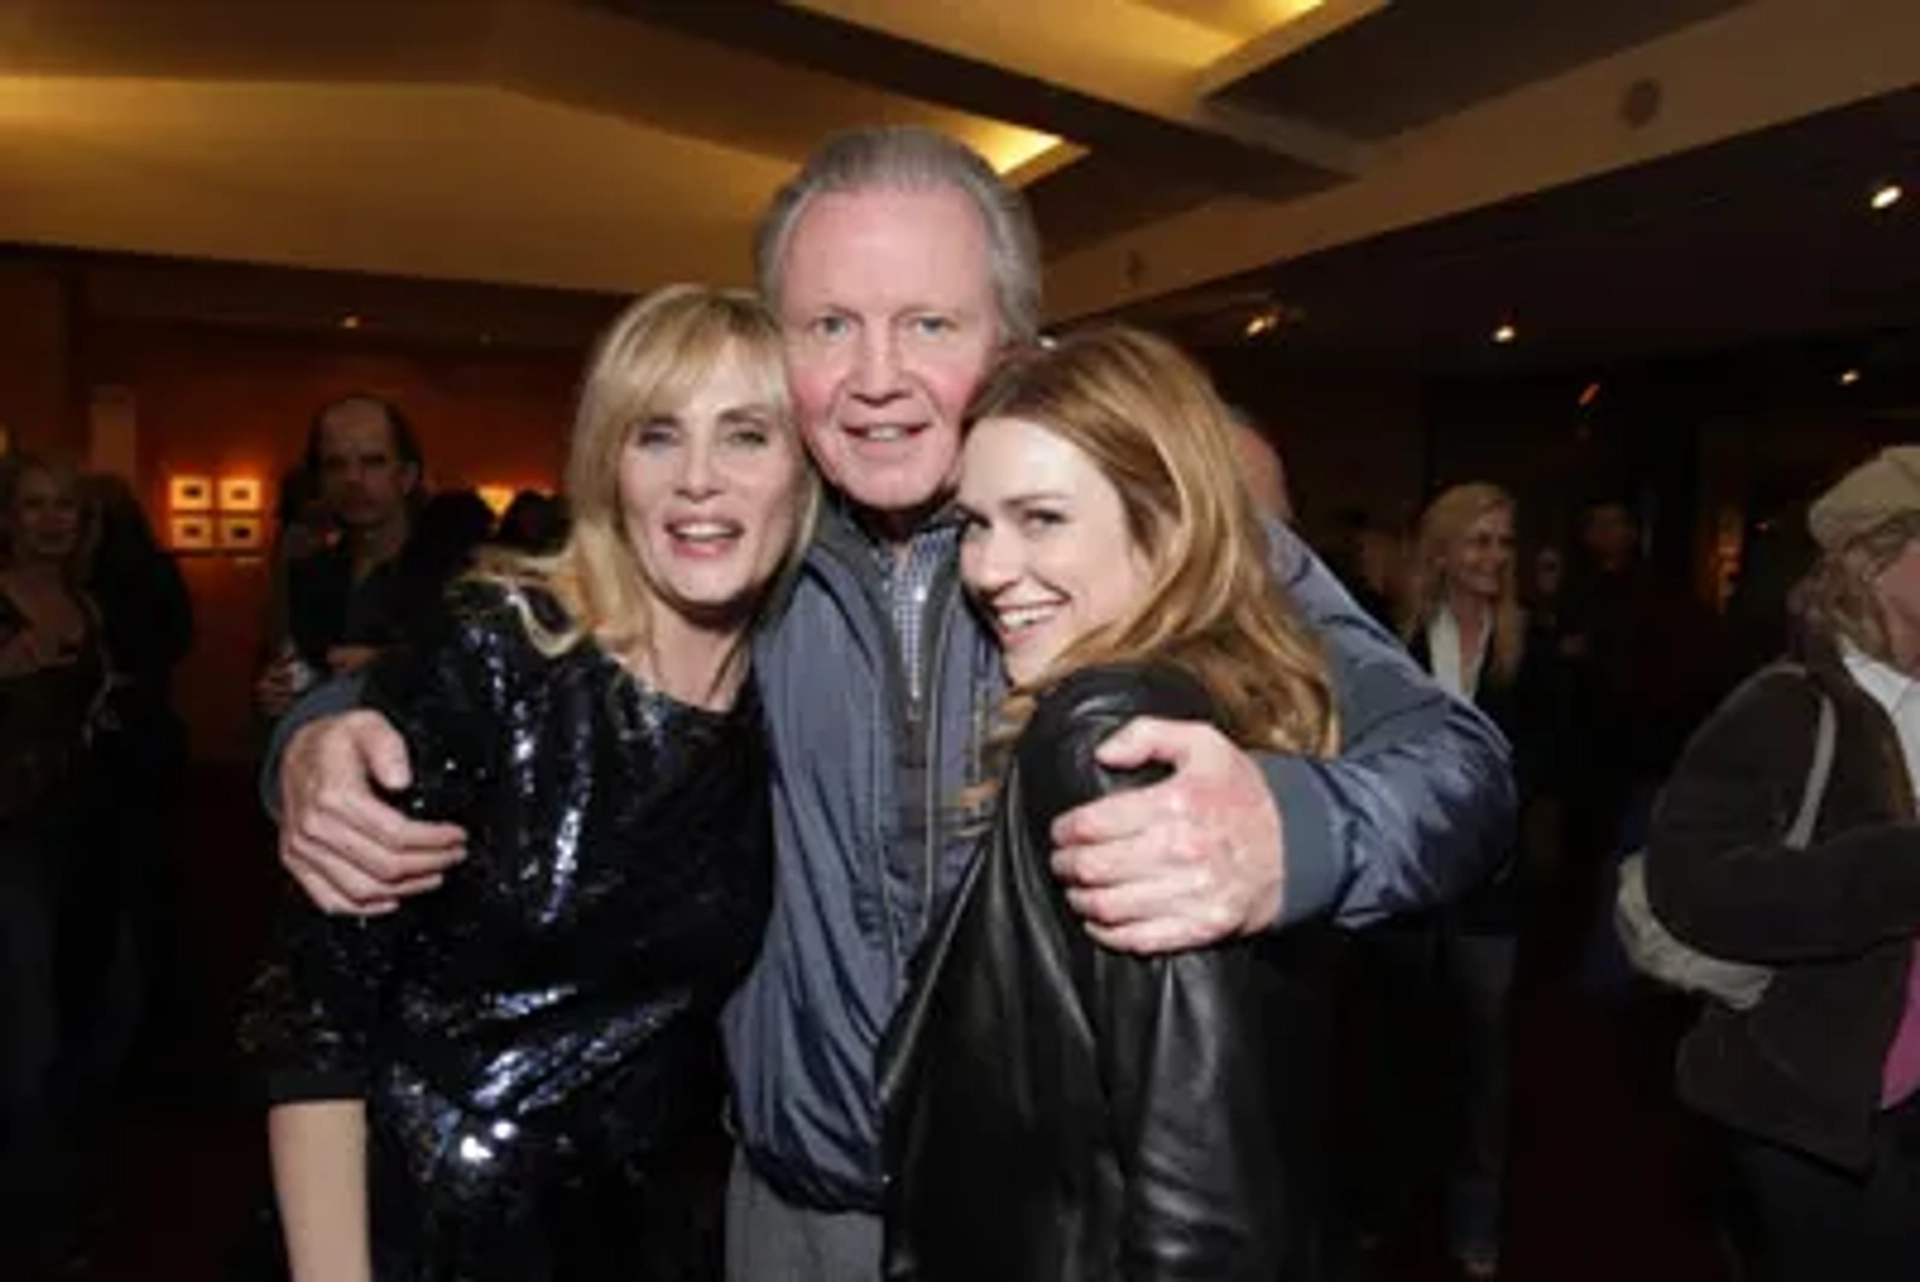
top-left (168, 475), bottom-right (214, 512)
top-left (217, 517), bottom-right (264, 553)
top-left (218, 477), bottom-right (263, 513)
top-left (169, 515), bottom-right (214, 552)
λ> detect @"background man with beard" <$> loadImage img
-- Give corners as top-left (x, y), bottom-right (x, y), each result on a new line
top-left (256, 394), bottom-right (423, 719)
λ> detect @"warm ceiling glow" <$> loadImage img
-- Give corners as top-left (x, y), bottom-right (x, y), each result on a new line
top-left (1839, 368), bottom-right (1862, 386)
top-left (1244, 311), bottom-right (1278, 338)
top-left (1139, 0), bottom-right (1327, 44)
top-left (1578, 381), bottom-right (1601, 408)
top-left (972, 124), bottom-right (1067, 177)
top-left (340, 314), bottom-right (363, 330)
top-left (1492, 323), bottom-right (1517, 344)
top-left (1871, 183), bottom-right (1903, 211)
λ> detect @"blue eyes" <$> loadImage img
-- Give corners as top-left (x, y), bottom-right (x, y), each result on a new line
top-left (957, 509), bottom-right (1065, 537)
top-left (631, 424), bottom-right (772, 451)
top-left (801, 315), bottom-right (958, 340)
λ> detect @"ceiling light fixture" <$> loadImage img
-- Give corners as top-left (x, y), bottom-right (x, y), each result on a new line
top-left (1871, 183), bottom-right (1903, 211)
top-left (1578, 381), bottom-right (1601, 408)
top-left (1244, 311), bottom-right (1279, 339)
top-left (1839, 368), bottom-right (1862, 386)
top-left (1492, 322), bottom-right (1517, 345)
top-left (340, 314), bottom-right (362, 331)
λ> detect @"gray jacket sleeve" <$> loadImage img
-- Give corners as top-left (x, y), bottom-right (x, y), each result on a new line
top-left (256, 671), bottom-right (369, 818)
top-left (1260, 521), bottom-right (1516, 927)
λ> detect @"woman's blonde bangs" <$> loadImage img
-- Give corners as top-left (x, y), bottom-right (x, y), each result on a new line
top-left (485, 285), bottom-right (800, 662)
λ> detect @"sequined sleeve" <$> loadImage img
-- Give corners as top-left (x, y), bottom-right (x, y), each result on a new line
top-left (244, 581), bottom-right (512, 1105)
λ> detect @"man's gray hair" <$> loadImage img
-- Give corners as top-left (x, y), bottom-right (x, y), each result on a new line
top-left (754, 126), bottom-right (1043, 344)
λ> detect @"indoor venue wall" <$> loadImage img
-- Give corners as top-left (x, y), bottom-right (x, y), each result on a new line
top-left (0, 257), bottom-right (83, 456)
top-left (1202, 352), bottom-right (1429, 545)
top-left (82, 317), bottom-right (580, 766)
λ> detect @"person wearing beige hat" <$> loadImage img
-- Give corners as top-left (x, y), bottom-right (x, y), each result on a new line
top-left (1639, 447), bottom-right (1920, 1281)
top-left (1807, 445), bottom-right (1920, 552)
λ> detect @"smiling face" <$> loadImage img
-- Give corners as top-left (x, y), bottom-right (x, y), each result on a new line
top-left (1442, 503), bottom-right (1516, 604)
top-left (956, 415), bottom-right (1153, 686)
top-left (7, 465), bottom-right (82, 566)
top-left (617, 344), bottom-right (809, 630)
top-left (1872, 537), bottom-right (1920, 670)
top-left (775, 185), bottom-right (1002, 538)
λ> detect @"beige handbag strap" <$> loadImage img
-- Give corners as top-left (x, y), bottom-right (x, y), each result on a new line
top-left (1784, 686), bottom-right (1836, 849)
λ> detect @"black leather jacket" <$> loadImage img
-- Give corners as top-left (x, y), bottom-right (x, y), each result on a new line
top-left (881, 663), bottom-right (1309, 1281)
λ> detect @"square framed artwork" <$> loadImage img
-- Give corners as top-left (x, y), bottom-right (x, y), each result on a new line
top-left (168, 475), bottom-right (214, 512)
top-left (217, 516), bottom-right (264, 553)
top-left (168, 515), bottom-right (214, 552)
top-left (218, 477), bottom-right (263, 513)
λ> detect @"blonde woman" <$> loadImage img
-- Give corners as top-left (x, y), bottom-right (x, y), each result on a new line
top-left (1388, 482), bottom-right (1561, 1278)
top-left (245, 286), bottom-right (816, 1281)
top-left (1646, 448), bottom-right (1920, 1280)
top-left (0, 456), bottom-right (107, 827)
top-left (0, 455), bottom-right (108, 1140)
top-left (882, 328), bottom-right (1341, 1280)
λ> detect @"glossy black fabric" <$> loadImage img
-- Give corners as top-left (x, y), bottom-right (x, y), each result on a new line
top-left (244, 579), bottom-right (772, 1280)
top-left (881, 664), bottom-right (1302, 1281)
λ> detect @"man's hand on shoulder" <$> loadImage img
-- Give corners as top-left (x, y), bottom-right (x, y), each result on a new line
top-left (1047, 717), bottom-right (1283, 955)
top-left (278, 710), bottom-right (467, 915)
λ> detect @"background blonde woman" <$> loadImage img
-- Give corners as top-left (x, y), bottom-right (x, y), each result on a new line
top-left (0, 455), bottom-right (109, 1158)
top-left (1353, 482), bottom-right (1563, 1278)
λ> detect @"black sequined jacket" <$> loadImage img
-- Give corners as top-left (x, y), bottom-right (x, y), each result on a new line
top-left (881, 664), bottom-right (1313, 1281)
top-left (244, 579), bottom-right (773, 1278)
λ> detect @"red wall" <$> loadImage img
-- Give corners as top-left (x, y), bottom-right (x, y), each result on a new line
top-left (0, 259), bottom-right (82, 455)
top-left (85, 322), bottom-right (581, 764)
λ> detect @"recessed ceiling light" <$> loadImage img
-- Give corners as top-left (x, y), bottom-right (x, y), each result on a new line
top-left (340, 314), bottom-right (362, 330)
top-left (1578, 381), bottom-right (1601, 407)
top-left (1492, 323), bottom-right (1517, 344)
top-left (1839, 368), bottom-right (1862, 386)
top-left (1244, 311), bottom-right (1278, 339)
top-left (1871, 183), bottom-right (1903, 211)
